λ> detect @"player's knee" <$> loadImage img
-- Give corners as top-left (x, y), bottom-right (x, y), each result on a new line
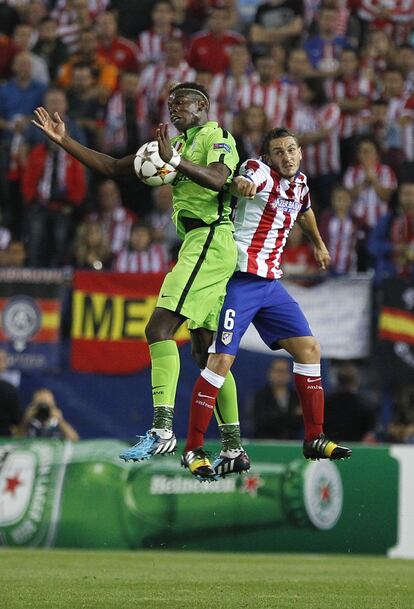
top-left (207, 353), bottom-right (234, 376)
top-left (303, 337), bottom-right (320, 362)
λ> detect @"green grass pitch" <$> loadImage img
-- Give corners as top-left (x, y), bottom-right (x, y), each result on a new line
top-left (2, 549), bottom-right (414, 609)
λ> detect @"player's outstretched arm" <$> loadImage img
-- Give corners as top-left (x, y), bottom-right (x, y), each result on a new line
top-left (32, 107), bottom-right (135, 177)
top-left (157, 123), bottom-right (230, 191)
top-left (297, 208), bottom-right (331, 271)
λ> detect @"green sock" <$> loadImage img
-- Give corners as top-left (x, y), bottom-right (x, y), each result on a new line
top-left (214, 371), bottom-right (242, 450)
top-left (149, 340), bottom-right (180, 430)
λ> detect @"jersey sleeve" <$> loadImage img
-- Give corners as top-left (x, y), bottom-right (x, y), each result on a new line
top-left (206, 127), bottom-right (239, 178)
top-left (239, 159), bottom-right (268, 192)
top-left (299, 180), bottom-right (312, 213)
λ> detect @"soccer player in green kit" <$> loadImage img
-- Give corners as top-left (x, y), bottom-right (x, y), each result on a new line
top-left (33, 82), bottom-right (242, 478)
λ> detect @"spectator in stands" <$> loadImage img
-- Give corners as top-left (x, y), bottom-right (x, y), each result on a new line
top-left (209, 43), bottom-right (255, 131)
top-left (187, 4), bottom-right (245, 74)
top-left (52, 0), bottom-right (93, 54)
top-left (137, 0), bottom-right (184, 67)
top-left (139, 35), bottom-right (196, 134)
top-left (281, 47), bottom-right (312, 103)
top-left (304, 3), bottom-right (352, 78)
top-left (360, 29), bottom-right (394, 86)
top-left (379, 67), bottom-right (413, 167)
top-left (0, 51), bottom-right (47, 237)
top-left (113, 223), bottom-right (170, 273)
top-left (0, 31), bottom-right (18, 81)
top-left (147, 184), bottom-right (181, 260)
top-left (66, 63), bottom-right (106, 149)
top-left (18, 387), bottom-right (79, 440)
top-left (282, 222), bottom-right (318, 281)
top-left (57, 28), bottom-right (118, 99)
top-left (33, 17), bottom-right (69, 82)
top-left (71, 219), bottom-right (112, 270)
top-left (22, 91), bottom-right (87, 268)
top-left (88, 180), bottom-right (137, 255)
top-left (249, 0), bottom-right (304, 49)
top-left (0, 350), bottom-right (21, 437)
top-left (357, 0), bottom-right (414, 48)
top-left (324, 361), bottom-right (378, 442)
top-left (234, 105), bottom-right (268, 165)
top-left (320, 185), bottom-right (358, 275)
top-left (12, 23), bottom-right (50, 84)
top-left (343, 136), bottom-right (397, 238)
top-left (247, 358), bottom-right (303, 440)
top-left (326, 47), bottom-right (375, 170)
top-left (96, 10), bottom-right (140, 73)
top-left (237, 53), bottom-right (290, 132)
top-left (103, 70), bottom-right (147, 155)
top-left (289, 76), bottom-right (341, 211)
top-left (171, 0), bottom-right (204, 35)
top-left (387, 383), bottom-right (414, 444)
top-left (390, 180), bottom-right (414, 278)
top-left (394, 43), bottom-right (414, 94)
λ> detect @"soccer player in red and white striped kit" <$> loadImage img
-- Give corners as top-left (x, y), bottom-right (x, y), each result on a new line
top-left (182, 127), bottom-right (352, 480)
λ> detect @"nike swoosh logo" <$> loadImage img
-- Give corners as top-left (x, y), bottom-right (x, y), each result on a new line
top-left (197, 392), bottom-right (214, 399)
top-left (307, 377), bottom-right (321, 383)
top-left (152, 385), bottom-right (165, 390)
top-left (160, 294), bottom-right (171, 298)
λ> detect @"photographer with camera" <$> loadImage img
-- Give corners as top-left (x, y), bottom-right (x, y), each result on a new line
top-left (18, 388), bottom-right (79, 441)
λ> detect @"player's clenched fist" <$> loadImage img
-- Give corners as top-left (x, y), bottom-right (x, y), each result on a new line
top-left (232, 176), bottom-right (257, 198)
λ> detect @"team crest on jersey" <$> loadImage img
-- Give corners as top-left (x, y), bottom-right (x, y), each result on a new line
top-left (221, 331), bottom-right (233, 345)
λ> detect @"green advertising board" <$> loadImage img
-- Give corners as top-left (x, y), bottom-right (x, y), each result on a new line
top-left (0, 439), bottom-right (412, 558)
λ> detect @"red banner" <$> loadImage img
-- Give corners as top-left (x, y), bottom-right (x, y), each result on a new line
top-left (71, 271), bottom-right (190, 374)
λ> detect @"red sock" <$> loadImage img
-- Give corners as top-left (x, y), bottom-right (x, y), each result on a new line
top-left (293, 372), bottom-right (324, 441)
top-left (185, 375), bottom-right (220, 451)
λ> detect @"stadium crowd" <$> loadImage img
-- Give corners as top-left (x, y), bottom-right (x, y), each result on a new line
top-left (0, 0), bottom-right (413, 443)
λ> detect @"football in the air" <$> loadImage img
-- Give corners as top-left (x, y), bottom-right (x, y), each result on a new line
top-left (134, 141), bottom-right (179, 186)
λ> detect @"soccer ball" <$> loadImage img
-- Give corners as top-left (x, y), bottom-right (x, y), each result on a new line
top-left (134, 141), bottom-right (179, 186)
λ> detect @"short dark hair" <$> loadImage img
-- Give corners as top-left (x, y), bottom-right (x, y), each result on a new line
top-left (262, 128), bottom-right (299, 155)
top-left (169, 81), bottom-right (210, 104)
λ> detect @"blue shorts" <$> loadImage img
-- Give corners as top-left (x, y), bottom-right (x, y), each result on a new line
top-left (209, 272), bottom-right (313, 356)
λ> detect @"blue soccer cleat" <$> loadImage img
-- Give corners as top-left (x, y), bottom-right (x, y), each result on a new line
top-left (119, 430), bottom-right (177, 462)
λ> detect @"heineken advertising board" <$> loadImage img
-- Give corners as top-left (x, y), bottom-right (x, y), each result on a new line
top-left (0, 439), bottom-right (413, 558)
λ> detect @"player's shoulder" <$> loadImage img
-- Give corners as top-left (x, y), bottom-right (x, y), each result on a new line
top-left (295, 171), bottom-right (308, 185)
top-left (241, 158), bottom-right (269, 174)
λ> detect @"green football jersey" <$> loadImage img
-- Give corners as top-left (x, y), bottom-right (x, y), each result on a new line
top-left (170, 121), bottom-right (239, 239)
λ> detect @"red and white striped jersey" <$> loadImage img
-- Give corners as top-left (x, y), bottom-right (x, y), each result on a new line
top-left (139, 60), bottom-right (196, 128)
top-left (358, 0), bottom-right (414, 45)
top-left (137, 28), bottom-right (184, 66)
top-left (343, 163), bottom-right (397, 228)
top-left (233, 159), bottom-right (311, 279)
top-left (237, 79), bottom-right (291, 129)
top-left (325, 75), bottom-right (376, 138)
top-left (113, 244), bottom-right (170, 274)
top-left (319, 211), bottom-right (358, 274)
top-left (289, 102), bottom-right (341, 177)
top-left (209, 72), bottom-right (259, 131)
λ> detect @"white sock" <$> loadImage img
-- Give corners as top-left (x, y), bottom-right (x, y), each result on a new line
top-left (151, 428), bottom-right (173, 439)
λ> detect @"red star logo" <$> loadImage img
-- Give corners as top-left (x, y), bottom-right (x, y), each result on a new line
top-left (240, 474), bottom-right (264, 497)
top-left (320, 483), bottom-right (331, 504)
top-left (4, 473), bottom-right (22, 496)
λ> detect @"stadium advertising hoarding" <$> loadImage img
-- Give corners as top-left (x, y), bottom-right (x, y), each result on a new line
top-left (0, 269), bottom-right (65, 370)
top-left (0, 439), bottom-right (413, 558)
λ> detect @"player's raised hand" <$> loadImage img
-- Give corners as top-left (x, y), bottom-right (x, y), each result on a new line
top-left (314, 243), bottom-right (331, 271)
top-left (156, 123), bottom-right (175, 164)
top-left (232, 176), bottom-right (257, 198)
top-left (32, 107), bottom-right (66, 144)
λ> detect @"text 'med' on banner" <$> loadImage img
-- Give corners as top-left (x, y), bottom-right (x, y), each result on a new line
top-left (71, 271), bottom-right (190, 374)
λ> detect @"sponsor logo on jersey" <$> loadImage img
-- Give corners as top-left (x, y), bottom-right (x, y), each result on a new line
top-left (213, 143), bottom-right (232, 153)
top-left (221, 331), bottom-right (233, 345)
top-left (268, 198), bottom-right (302, 213)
